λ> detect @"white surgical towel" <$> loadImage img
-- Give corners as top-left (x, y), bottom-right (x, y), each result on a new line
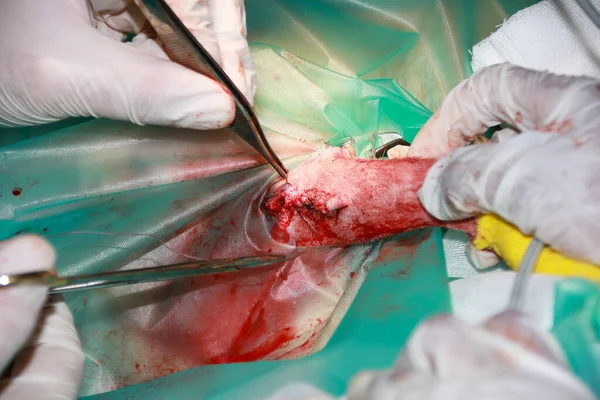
top-left (471, 0), bottom-right (600, 77)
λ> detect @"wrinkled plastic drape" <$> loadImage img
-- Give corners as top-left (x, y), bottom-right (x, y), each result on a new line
top-left (0, 0), bottom-right (539, 397)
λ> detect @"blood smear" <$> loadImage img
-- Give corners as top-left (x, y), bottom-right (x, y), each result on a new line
top-left (100, 148), bottom-right (474, 390)
top-left (118, 201), bottom-right (353, 388)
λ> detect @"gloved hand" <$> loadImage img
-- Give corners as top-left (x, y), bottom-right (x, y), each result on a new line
top-left (0, 236), bottom-right (84, 399)
top-left (0, 0), bottom-right (256, 130)
top-left (391, 63), bottom-right (600, 267)
top-left (347, 313), bottom-right (596, 400)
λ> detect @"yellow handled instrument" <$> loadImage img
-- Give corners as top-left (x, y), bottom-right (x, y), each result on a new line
top-left (474, 214), bottom-right (600, 282)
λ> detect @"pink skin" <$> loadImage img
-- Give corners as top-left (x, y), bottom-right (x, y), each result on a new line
top-left (265, 148), bottom-right (476, 247)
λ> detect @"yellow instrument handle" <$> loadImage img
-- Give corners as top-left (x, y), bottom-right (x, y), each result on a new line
top-left (474, 215), bottom-right (600, 282)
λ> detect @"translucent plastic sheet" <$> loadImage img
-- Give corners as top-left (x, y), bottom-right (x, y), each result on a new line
top-left (85, 230), bottom-right (452, 400)
top-left (1, 45), bottom-right (433, 396)
top-left (245, 0), bottom-right (538, 111)
top-left (0, 0), bottom-right (539, 397)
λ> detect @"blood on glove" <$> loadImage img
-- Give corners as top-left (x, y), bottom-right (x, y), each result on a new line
top-left (393, 63), bottom-right (600, 267)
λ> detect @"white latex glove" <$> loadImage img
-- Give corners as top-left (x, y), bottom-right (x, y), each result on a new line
top-left (400, 63), bottom-right (600, 266)
top-left (0, 0), bottom-right (256, 129)
top-left (0, 236), bottom-right (84, 400)
top-left (347, 313), bottom-right (596, 400)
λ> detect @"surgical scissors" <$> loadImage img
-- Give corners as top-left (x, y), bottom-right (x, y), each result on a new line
top-left (132, 0), bottom-right (288, 180)
top-left (0, 255), bottom-right (285, 294)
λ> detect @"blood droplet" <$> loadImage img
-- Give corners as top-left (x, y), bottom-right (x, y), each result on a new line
top-left (514, 111), bottom-right (523, 124)
top-left (12, 188), bottom-right (22, 196)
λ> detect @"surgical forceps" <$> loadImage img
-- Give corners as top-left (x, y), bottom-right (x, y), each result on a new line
top-left (132, 0), bottom-right (288, 179)
top-left (0, 255), bottom-right (285, 294)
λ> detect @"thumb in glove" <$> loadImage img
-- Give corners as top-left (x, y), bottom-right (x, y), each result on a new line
top-left (0, 235), bottom-right (84, 399)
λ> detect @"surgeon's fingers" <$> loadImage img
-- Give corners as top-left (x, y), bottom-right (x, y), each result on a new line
top-left (398, 315), bottom-right (515, 377)
top-left (408, 63), bottom-right (600, 158)
top-left (419, 132), bottom-right (600, 265)
top-left (0, 236), bottom-right (55, 373)
top-left (90, 0), bottom-right (223, 65)
top-left (483, 311), bottom-right (565, 365)
top-left (14, 32), bottom-right (235, 130)
top-left (1, 299), bottom-right (84, 399)
top-left (165, 0), bottom-right (223, 65)
top-left (90, 0), bottom-right (147, 37)
top-left (348, 313), bottom-right (597, 400)
top-left (208, 0), bottom-right (257, 104)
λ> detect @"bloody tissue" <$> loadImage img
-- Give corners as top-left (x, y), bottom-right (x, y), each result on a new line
top-left (265, 147), bottom-right (476, 246)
